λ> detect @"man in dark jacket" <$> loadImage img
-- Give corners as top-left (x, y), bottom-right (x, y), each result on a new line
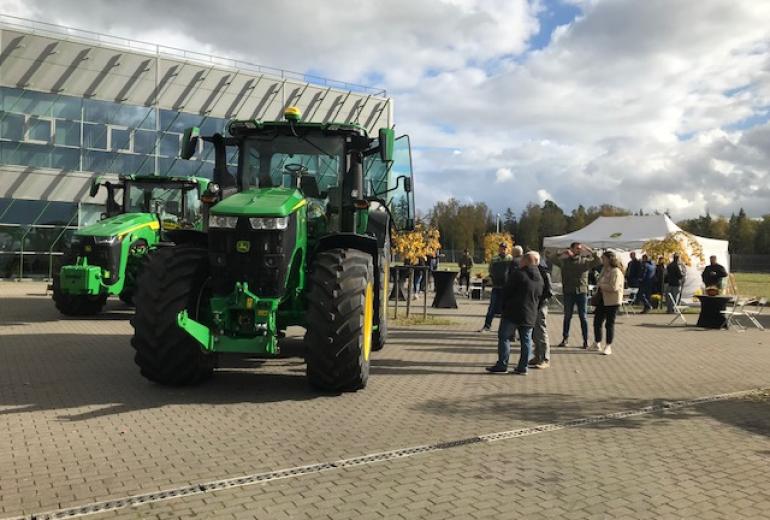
top-left (458, 248), bottom-right (474, 293)
top-left (665, 253), bottom-right (686, 313)
top-left (626, 252), bottom-right (642, 289)
top-left (639, 254), bottom-right (657, 313)
top-left (702, 256), bottom-right (728, 290)
top-left (486, 252), bottom-right (544, 375)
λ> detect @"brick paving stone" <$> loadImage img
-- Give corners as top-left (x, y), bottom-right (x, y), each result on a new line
top-left (1, 282), bottom-right (769, 518)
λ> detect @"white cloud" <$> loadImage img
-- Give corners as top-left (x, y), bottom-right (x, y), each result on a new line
top-left (495, 167), bottom-right (513, 183)
top-left (537, 189), bottom-right (553, 203)
top-left (7, 0), bottom-right (770, 219)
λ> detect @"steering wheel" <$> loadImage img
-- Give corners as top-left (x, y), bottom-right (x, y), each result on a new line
top-left (284, 163), bottom-right (308, 176)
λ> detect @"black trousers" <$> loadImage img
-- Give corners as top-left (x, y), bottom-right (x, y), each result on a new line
top-left (459, 271), bottom-right (471, 290)
top-left (593, 304), bottom-right (619, 344)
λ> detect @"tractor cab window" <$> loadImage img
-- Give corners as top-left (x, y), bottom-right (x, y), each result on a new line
top-left (242, 135), bottom-right (343, 197)
top-left (365, 134), bottom-right (416, 231)
top-left (125, 183), bottom-right (185, 224)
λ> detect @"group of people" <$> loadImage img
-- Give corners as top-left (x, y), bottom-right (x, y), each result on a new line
top-left (477, 241), bottom-right (731, 375)
top-left (481, 241), bottom-right (623, 376)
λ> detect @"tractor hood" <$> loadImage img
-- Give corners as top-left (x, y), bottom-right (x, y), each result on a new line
top-left (211, 187), bottom-right (306, 217)
top-left (74, 212), bottom-right (159, 238)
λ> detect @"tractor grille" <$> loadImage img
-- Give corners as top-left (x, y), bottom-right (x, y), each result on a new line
top-left (71, 237), bottom-right (121, 284)
top-left (208, 215), bottom-right (296, 297)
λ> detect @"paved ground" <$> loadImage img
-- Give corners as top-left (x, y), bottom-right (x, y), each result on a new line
top-left (0, 282), bottom-right (769, 519)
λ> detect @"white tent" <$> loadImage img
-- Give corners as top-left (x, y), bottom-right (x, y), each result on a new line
top-left (543, 215), bottom-right (730, 298)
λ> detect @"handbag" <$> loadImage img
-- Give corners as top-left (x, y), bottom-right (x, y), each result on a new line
top-left (590, 289), bottom-right (603, 306)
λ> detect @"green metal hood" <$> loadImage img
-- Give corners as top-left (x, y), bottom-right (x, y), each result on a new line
top-left (75, 213), bottom-right (158, 238)
top-left (211, 188), bottom-right (306, 217)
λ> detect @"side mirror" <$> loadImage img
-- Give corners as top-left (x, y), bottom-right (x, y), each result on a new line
top-left (378, 128), bottom-right (395, 162)
top-left (89, 179), bottom-right (101, 198)
top-left (180, 127), bottom-right (201, 160)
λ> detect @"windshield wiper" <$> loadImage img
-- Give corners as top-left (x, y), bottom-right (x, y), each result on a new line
top-left (289, 120), bottom-right (334, 158)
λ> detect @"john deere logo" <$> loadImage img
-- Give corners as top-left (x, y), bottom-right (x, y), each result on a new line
top-left (610, 232), bottom-right (623, 238)
top-left (236, 240), bottom-right (251, 253)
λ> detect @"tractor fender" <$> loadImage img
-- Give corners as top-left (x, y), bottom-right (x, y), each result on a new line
top-left (314, 233), bottom-right (379, 271)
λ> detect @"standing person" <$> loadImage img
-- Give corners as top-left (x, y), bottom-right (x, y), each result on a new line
top-left (486, 252), bottom-right (544, 374)
top-left (665, 253), bottom-right (686, 313)
top-left (655, 256), bottom-right (667, 306)
top-left (412, 256), bottom-right (426, 299)
top-left (702, 256), bottom-right (728, 291)
top-left (593, 251), bottom-right (625, 355)
top-left (552, 242), bottom-right (600, 349)
top-left (478, 243), bottom-right (515, 332)
top-left (638, 254), bottom-right (656, 313)
top-left (529, 256), bottom-right (553, 369)
top-left (626, 251), bottom-right (642, 300)
top-left (458, 248), bottom-right (474, 294)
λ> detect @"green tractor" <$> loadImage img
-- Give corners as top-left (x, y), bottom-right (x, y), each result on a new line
top-left (53, 175), bottom-right (209, 315)
top-left (130, 106), bottom-right (415, 391)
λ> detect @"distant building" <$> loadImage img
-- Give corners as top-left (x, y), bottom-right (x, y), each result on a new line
top-left (0, 15), bottom-right (391, 277)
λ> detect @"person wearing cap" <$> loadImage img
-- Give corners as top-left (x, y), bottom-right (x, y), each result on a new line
top-left (479, 243), bottom-right (518, 332)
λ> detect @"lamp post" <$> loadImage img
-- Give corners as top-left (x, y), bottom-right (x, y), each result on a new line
top-left (496, 213), bottom-right (501, 233)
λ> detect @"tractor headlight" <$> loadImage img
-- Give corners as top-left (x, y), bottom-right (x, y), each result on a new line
top-left (249, 217), bottom-right (289, 230)
top-left (209, 215), bottom-right (238, 228)
top-left (94, 235), bottom-right (119, 245)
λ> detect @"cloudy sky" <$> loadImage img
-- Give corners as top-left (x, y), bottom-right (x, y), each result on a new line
top-left (3, 0), bottom-right (770, 218)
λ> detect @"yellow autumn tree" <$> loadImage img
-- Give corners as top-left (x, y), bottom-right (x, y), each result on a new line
top-left (642, 231), bottom-right (705, 267)
top-left (483, 232), bottom-right (514, 263)
top-left (393, 224), bottom-right (441, 264)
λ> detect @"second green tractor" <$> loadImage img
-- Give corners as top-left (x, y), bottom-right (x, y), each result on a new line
top-left (131, 107), bottom-right (415, 392)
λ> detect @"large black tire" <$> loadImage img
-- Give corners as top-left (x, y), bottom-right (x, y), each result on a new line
top-left (130, 246), bottom-right (215, 385)
top-left (305, 248), bottom-right (374, 392)
top-left (52, 258), bottom-right (107, 316)
top-left (372, 235), bottom-right (390, 352)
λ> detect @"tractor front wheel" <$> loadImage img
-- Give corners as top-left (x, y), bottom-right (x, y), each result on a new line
top-left (130, 246), bottom-right (214, 385)
top-left (305, 248), bottom-right (374, 392)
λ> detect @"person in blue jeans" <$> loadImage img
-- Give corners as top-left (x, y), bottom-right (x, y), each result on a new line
top-left (551, 242), bottom-right (600, 349)
top-left (478, 243), bottom-right (519, 332)
top-left (486, 252), bottom-right (544, 375)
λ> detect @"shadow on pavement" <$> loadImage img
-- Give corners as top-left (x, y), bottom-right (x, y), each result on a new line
top-left (414, 390), bottom-right (770, 437)
top-left (0, 297), bottom-right (133, 325)
top-left (0, 333), bottom-right (325, 421)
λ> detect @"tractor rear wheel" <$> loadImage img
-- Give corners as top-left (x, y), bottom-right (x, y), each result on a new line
top-left (52, 258), bottom-right (107, 316)
top-left (305, 248), bottom-right (374, 392)
top-left (130, 246), bottom-right (214, 385)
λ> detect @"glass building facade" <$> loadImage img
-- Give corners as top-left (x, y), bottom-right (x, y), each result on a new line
top-left (0, 85), bottom-right (239, 277)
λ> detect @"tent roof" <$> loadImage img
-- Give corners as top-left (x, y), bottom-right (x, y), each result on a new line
top-left (542, 215), bottom-right (726, 250)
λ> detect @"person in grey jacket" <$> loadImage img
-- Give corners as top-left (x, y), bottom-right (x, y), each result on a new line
top-left (529, 257), bottom-right (553, 369)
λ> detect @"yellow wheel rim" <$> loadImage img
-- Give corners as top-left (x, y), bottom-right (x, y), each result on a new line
top-left (363, 282), bottom-right (374, 361)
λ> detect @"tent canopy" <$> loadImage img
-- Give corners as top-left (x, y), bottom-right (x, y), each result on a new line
top-left (543, 216), bottom-right (730, 298)
top-left (543, 215), bottom-right (682, 250)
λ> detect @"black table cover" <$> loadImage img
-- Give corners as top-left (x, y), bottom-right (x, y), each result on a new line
top-left (432, 270), bottom-right (459, 309)
top-left (694, 295), bottom-right (734, 329)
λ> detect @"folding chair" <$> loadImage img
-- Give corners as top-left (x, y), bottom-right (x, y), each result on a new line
top-left (742, 297), bottom-right (766, 331)
top-left (667, 292), bottom-right (689, 326)
top-left (620, 288), bottom-right (639, 316)
top-left (721, 298), bottom-right (750, 331)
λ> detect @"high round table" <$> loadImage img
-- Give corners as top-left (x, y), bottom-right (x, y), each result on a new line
top-left (431, 270), bottom-right (459, 309)
top-left (694, 294), bottom-right (734, 329)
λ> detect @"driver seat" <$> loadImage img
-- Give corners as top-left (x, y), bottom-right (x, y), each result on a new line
top-left (300, 176), bottom-right (321, 198)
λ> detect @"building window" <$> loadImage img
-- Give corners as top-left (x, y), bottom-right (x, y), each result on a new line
top-left (26, 116), bottom-right (52, 143)
top-left (110, 127), bottom-right (131, 152)
top-left (54, 120), bottom-right (81, 147)
top-left (83, 123), bottom-right (108, 150)
top-left (0, 112), bottom-right (24, 141)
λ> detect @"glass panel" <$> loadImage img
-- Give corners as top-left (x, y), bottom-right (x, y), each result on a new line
top-left (0, 112), bottom-right (24, 141)
top-left (1, 142), bottom-right (52, 168)
top-left (27, 117), bottom-right (52, 142)
top-left (78, 203), bottom-right (104, 227)
top-left (54, 120), bottom-right (80, 147)
top-left (110, 128), bottom-right (131, 151)
top-left (51, 147), bottom-right (80, 170)
top-left (388, 135), bottom-right (415, 230)
top-left (0, 198), bottom-right (47, 225)
top-left (83, 123), bottom-right (108, 149)
top-left (38, 201), bottom-right (77, 225)
top-left (160, 133), bottom-right (180, 157)
top-left (160, 110), bottom-right (202, 133)
top-left (51, 95), bottom-right (81, 120)
top-left (134, 129), bottom-right (157, 155)
top-left (8, 89), bottom-right (54, 116)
